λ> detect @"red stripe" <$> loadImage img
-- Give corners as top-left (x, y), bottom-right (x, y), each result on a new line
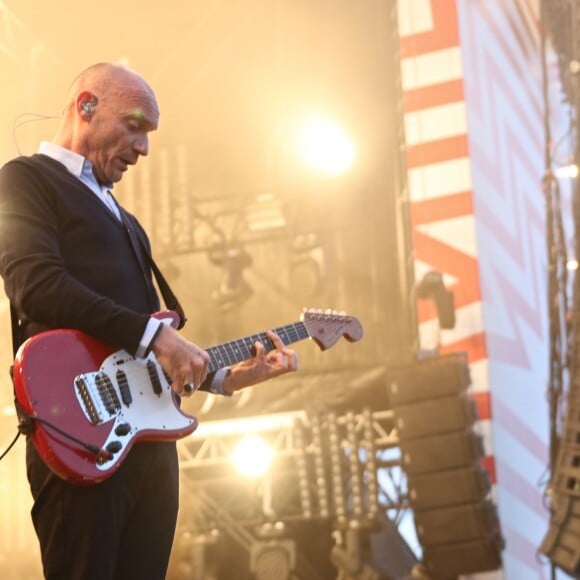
top-left (493, 397), bottom-right (549, 461)
top-left (480, 454), bottom-right (497, 485)
top-left (496, 458), bottom-right (548, 520)
top-left (410, 191), bottom-right (473, 223)
top-left (403, 79), bottom-right (465, 113)
top-left (439, 332), bottom-right (487, 364)
top-left (406, 135), bottom-right (469, 168)
top-left (399, 0), bottom-right (460, 58)
top-left (472, 391), bottom-right (492, 421)
top-left (416, 299), bottom-right (439, 325)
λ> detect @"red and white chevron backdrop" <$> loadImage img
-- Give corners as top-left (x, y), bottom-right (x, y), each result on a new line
top-left (397, 0), bottom-right (571, 578)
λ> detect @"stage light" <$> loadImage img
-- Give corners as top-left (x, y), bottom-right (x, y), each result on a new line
top-left (250, 537), bottom-right (295, 580)
top-left (555, 163), bottom-right (579, 178)
top-left (416, 270), bottom-right (456, 330)
top-left (297, 117), bottom-right (355, 176)
top-left (231, 436), bottom-right (274, 478)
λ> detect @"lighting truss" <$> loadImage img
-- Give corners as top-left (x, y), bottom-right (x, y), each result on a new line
top-left (175, 408), bottom-right (405, 579)
top-left (177, 408), bottom-right (402, 527)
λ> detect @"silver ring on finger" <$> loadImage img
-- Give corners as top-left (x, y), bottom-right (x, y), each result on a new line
top-left (182, 382), bottom-right (195, 394)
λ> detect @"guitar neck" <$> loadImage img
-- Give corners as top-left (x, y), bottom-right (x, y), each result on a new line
top-left (206, 321), bottom-right (309, 372)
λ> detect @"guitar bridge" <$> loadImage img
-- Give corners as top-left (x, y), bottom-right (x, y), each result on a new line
top-left (74, 376), bottom-right (101, 425)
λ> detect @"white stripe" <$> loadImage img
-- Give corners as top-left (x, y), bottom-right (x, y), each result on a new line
top-left (474, 418), bottom-right (494, 457)
top-left (439, 301), bottom-right (485, 346)
top-left (417, 318), bottom-right (441, 351)
top-left (413, 259), bottom-right (459, 288)
top-left (405, 102), bottom-right (467, 145)
top-left (416, 214), bottom-right (477, 257)
top-left (501, 555), bottom-right (541, 580)
top-left (495, 488), bottom-right (549, 556)
top-left (468, 359), bottom-right (490, 394)
top-left (397, 0), bottom-right (433, 37)
top-left (408, 157), bottom-right (472, 200)
top-left (401, 47), bottom-right (463, 91)
top-left (493, 424), bottom-right (547, 486)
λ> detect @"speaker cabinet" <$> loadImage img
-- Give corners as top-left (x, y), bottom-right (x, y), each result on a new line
top-left (389, 353), bottom-right (504, 578)
top-left (401, 429), bottom-right (484, 475)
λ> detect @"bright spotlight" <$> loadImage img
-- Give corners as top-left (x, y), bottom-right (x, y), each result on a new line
top-left (297, 117), bottom-right (355, 176)
top-left (231, 436), bottom-right (274, 478)
top-left (555, 163), bottom-right (579, 178)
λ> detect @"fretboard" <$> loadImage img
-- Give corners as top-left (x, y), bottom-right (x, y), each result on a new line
top-left (207, 321), bottom-right (310, 372)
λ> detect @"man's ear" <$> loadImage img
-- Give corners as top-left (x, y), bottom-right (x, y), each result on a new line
top-left (77, 92), bottom-right (98, 119)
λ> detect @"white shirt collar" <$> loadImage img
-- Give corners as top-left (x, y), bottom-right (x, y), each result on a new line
top-left (39, 142), bottom-right (86, 177)
top-left (38, 141), bottom-right (114, 191)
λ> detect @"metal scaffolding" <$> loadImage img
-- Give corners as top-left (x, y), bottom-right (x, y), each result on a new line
top-left (174, 408), bottom-right (411, 579)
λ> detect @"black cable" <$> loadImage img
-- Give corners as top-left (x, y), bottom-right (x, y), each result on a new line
top-left (0, 431), bottom-right (22, 462)
top-left (13, 408), bottom-right (112, 461)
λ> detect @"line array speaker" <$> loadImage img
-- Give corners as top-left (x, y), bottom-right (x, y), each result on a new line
top-left (389, 352), bottom-right (504, 578)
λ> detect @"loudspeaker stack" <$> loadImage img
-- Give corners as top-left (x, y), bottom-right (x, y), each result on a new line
top-left (389, 353), bottom-right (504, 579)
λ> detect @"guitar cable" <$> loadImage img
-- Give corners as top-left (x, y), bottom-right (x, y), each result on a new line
top-left (14, 400), bottom-right (113, 461)
top-left (0, 430), bottom-right (21, 462)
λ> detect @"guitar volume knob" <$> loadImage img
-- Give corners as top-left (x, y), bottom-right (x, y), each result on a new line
top-left (115, 423), bottom-right (131, 436)
top-left (106, 441), bottom-right (123, 454)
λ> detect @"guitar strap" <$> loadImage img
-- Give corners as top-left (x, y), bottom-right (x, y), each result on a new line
top-left (116, 204), bottom-right (187, 330)
top-left (8, 304), bottom-right (34, 436)
top-left (9, 303), bottom-right (21, 359)
top-left (145, 252), bottom-right (188, 330)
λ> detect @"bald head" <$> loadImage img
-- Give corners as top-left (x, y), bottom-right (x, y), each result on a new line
top-left (54, 62), bottom-right (160, 184)
top-left (64, 63), bottom-right (158, 119)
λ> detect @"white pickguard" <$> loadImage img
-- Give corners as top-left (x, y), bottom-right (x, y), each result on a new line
top-left (73, 350), bottom-right (195, 472)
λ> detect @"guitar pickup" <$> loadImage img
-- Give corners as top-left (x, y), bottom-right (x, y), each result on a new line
top-left (146, 360), bottom-right (163, 396)
top-left (95, 372), bottom-right (122, 415)
top-left (116, 369), bottom-right (132, 406)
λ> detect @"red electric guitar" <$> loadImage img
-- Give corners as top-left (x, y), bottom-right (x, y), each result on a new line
top-left (12, 309), bottom-right (363, 485)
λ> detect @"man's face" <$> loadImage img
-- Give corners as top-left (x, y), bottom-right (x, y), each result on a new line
top-left (86, 80), bottom-right (159, 185)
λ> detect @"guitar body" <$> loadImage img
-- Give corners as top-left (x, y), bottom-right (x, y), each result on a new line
top-left (13, 312), bottom-right (197, 485)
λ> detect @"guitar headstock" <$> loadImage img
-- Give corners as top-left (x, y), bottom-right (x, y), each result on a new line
top-left (301, 309), bottom-right (363, 351)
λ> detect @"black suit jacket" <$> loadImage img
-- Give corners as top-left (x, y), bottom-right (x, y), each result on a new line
top-left (0, 154), bottom-right (159, 355)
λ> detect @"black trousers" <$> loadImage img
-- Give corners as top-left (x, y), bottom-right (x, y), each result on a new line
top-left (26, 438), bottom-right (180, 580)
